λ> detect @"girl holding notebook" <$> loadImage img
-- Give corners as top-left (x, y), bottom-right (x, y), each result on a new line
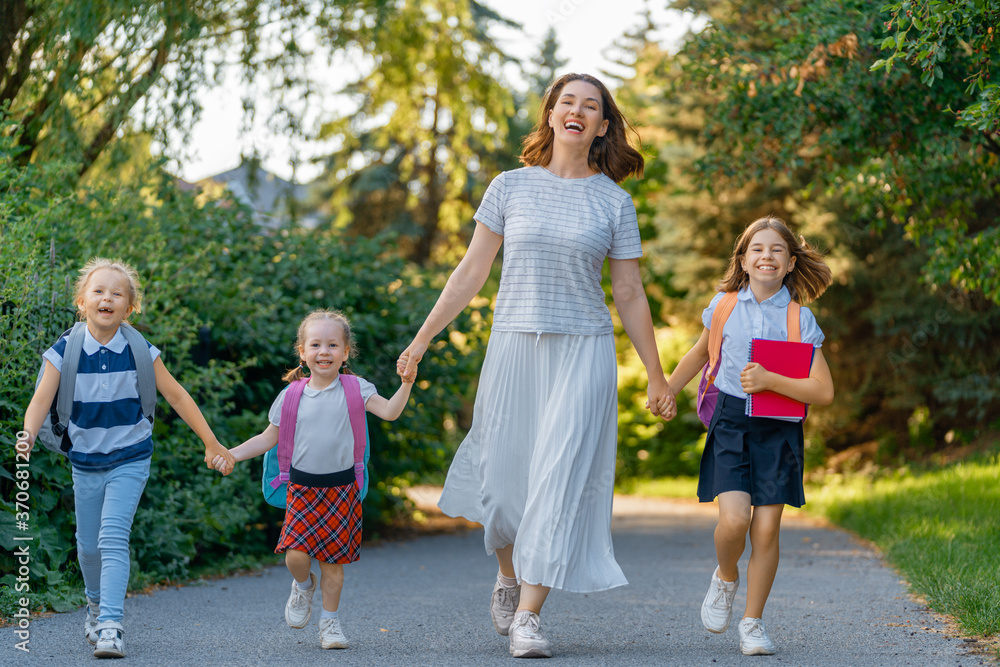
top-left (665, 216), bottom-right (834, 656)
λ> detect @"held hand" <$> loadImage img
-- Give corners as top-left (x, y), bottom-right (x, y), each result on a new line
top-left (396, 354), bottom-right (418, 384)
top-left (645, 374), bottom-right (677, 421)
top-left (740, 362), bottom-right (771, 394)
top-left (210, 454), bottom-right (234, 476)
top-left (204, 441), bottom-right (235, 475)
top-left (15, 430), bottom-right (34, 457)
top-left (397, 340), bottom-right (428, 383)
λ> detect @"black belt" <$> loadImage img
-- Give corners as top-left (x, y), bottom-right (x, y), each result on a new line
top-left (288, 465), bottom-right (354, 488)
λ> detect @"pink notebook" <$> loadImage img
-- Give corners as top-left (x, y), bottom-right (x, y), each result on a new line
top-left (745, 339), bottom-right (814, 421)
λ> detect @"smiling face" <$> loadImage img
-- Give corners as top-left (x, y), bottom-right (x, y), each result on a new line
top-left (547, 79), bottom-right (609, 148)
top-left (77, 267), bottom-right (134, 336)
top-left (298, 318), bottom-right (350, 387)
top-left (740, 227), bottom-right (797, 298)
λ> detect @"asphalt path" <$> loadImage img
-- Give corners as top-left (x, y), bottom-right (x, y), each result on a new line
top-left (3, 493), bottom-right (988, 666)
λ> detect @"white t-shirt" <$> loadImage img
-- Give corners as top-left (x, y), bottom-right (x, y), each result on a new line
top-left (476, 166), bottom-right (643, 335)
top-left (268, 376), bottom-right (377, 475)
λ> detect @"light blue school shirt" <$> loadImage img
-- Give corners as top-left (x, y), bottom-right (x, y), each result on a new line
top-left (43, 326), bottom-right (160, 471)
top-left (701, 286), bottom-right (825, 400)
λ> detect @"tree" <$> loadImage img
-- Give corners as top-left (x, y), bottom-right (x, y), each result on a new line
top-left (528, 27), bottom-right (568, 98)
top-left (0, 0), bottom-right (392, 179)
top-left (874, 1), bottom-right (1000, 132)
top-left (672, 0), bottom-right (1000, 303)
top-left (312, 0), bottom-right (517, 264)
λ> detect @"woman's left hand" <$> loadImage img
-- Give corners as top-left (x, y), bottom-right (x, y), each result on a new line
top-left (740, 362), bottom-right (771, 394)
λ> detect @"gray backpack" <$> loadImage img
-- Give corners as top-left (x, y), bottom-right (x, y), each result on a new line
top-left (35, 322), bottom-right (157, 455)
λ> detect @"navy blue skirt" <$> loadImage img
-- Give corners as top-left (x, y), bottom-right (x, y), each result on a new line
top-left (697, 392), bottom-right (806, 507)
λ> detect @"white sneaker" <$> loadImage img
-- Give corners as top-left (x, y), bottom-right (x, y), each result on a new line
top-left (319, 617), bottom-right (349, 649)
top-left (93, 623), bottom-right (125, 659)
top-left (284, 572), bottom-right (317, 629)
top-left (739, 617), bottom-right (776, 655)
top-left (84, 600), bottom-right (100, 645)
top-left (490, 579), bottom-right (521, 636)
top-left (508, 610), bottom-right (552, 658)
top-left (701, 566), bottom-right (739, 633)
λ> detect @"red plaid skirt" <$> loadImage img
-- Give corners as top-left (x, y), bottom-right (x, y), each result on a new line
top-left (275, 482), bottom-right (361, 564)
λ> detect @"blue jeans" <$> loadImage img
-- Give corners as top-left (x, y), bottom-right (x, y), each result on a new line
top-left (72, 458), bottom-right (151, 624)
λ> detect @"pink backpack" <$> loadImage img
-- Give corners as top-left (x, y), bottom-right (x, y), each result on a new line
top-left (696, 292), bottom-right (801, 428)
top-left (262, 374), bottom-right (370, 508)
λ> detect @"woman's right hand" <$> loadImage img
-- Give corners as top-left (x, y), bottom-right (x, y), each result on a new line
top-left (397, 339), bottom-right (429, 383)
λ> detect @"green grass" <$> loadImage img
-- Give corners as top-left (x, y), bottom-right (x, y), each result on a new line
top-left (807, 459), bottom-right (1000, 638)
top-left (625, 457), bottom-right (1000, 640)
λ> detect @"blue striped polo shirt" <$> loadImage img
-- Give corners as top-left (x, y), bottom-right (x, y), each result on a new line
top-left (43, 326), bottom-right (160, 471)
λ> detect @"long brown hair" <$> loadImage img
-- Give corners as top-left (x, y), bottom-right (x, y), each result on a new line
top-left (718, 216), bottom-right (833, 303)
top-left (281, 309), bottom-right (357, 383)
top-left (519, 73), bottom-right (644, 184)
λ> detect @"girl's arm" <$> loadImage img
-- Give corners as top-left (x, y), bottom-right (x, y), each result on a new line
top-left (211, 424), bottom-right (279, 475)
top-left (398, 222), bottom-right (502, 379)
top-left (666, 328), bottom-right (711, 394)
top-left (609, 258), bottom-right (675, 418)
top-left (364, 380), bottom-right (415, 421)
top-left (741, 347), bottom-right (835, 406)
top-left (153, 357), bottom-right (236, 470)
top-left (18, 360), bottom-right (61, 454)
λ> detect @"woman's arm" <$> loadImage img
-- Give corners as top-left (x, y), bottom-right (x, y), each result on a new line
top-left (740, 347), bottom-right (834, 405)
top-left (609, 258), bottom-right (674, 418)
top-left (398, 222), bottom-right (503, 378)
top-left (364, 380), bottom-right (415, 421)
top-left (154, 357), bottom-right (236, 470)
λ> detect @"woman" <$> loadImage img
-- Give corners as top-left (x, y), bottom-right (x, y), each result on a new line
top-left (398, 73), bottom-right (674, 659)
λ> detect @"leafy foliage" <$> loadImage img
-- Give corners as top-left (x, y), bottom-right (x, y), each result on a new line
top-left (873, 0), bottom-right (1000, 131)
top-left (672, 0), bottom-right (1000, 303)
top-left (0, 0), bottom-right (393, 179)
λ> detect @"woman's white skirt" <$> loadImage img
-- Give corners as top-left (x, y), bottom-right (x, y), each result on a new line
top-left (438, 331), bottom-right (627, 593)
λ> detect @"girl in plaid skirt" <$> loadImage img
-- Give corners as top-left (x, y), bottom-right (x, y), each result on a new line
top-left (213, 309), bottom-right (414, 649)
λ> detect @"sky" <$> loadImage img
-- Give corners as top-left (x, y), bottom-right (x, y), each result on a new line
top-left (171, 1), bottom-right (700, 183)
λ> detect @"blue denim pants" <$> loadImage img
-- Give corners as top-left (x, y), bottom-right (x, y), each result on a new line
top-left (72, 458), bottom-right (151, 624)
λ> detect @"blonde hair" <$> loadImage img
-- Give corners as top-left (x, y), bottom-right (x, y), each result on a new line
top-left (718, 216), bottom-right (833, 304)
top-left (281, 309), bottom-right (356, 383)
top-left (74, 257), bottom-right (143, 320)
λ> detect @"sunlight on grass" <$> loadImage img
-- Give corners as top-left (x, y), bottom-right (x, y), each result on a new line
top-left (807, 457), bottom-right (1000, 637)
top-left (619, 476), bottom-right (699, 498)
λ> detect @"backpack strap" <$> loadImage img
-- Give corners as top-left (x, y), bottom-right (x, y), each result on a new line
top-left (272, 378), bottom-right (308, 490)
top-left (339, 374), bottom-right (367, 494)
top-left (704, 291), bottom-right (739, 387)
top-left (52, 322), bottom-right (87, 439)
top-left (119, 322), bottom-right (157, 423)
top-left (786, 301), bottom-right (801, 342)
